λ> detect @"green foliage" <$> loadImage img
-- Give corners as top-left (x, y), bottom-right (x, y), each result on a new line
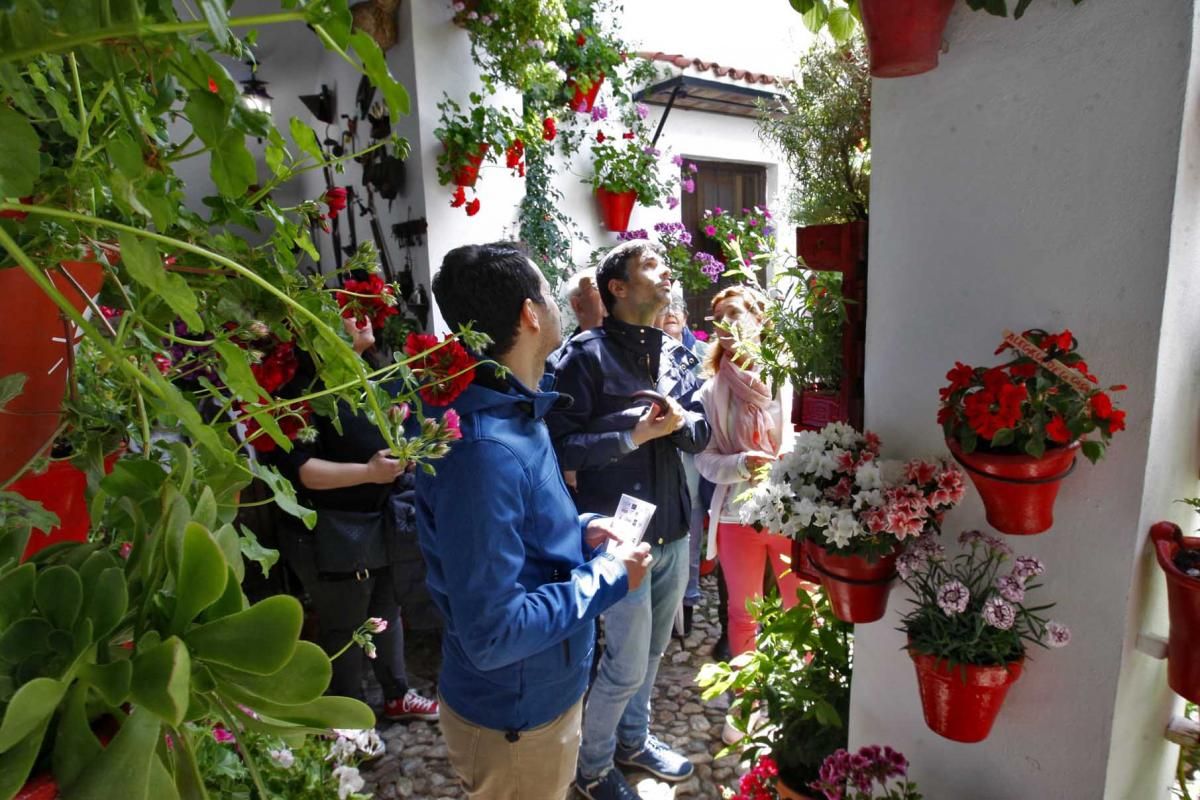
top-left (758, 269), bottom-right (848, 393)
top-left (759, 37), bottom-right (870, 227)
top-left (452, 0), bottom-right (569, 94)
top-left (586, 107), bottom-right (677, 207)
top-left (697, 589), bottom-right (852, 790)
top-left (519, 149), bottom-right (586, 282)
top-left (1174, 702), bottom-right (1199, 799)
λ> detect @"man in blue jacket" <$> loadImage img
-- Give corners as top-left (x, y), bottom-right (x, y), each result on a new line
top-left (416, 242), bottom-right (652, 800)
top-left (548, 240), bottom-right (711, 800)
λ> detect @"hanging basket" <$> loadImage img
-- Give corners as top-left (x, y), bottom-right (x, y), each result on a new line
top-left (569, 73), bottom-right (605, 113)
top-left (909, 648), bottom-right (1024, 742)
top-left (860, 0), bottom-right (957, 78)
top-left (449, 143), bottom-right (489, 187)
top-left (0, 261), bottom-right (106, 486)
top-left (947, 438), bottom-right (1080, 535)
top-left (595, 187), bottom-right (637, 232)
top-left (1151, 521), bottom-right (1200, 703)
top-left (10, 449), bottom-right (124, 561)
top-left (803, 540), bottom-right (899, 623)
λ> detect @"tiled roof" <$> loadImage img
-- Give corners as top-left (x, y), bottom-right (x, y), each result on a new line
top-left (636, 51), bottom-right (787, 87)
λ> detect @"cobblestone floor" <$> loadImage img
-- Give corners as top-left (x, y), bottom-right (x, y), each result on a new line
top-left (362, 573), bottom-right (749, 799)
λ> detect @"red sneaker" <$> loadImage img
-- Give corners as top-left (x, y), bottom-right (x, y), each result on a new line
top-left (383, 690), bottom-right (439, 722)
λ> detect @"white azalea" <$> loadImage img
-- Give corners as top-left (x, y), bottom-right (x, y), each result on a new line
top-left (855, 461), bottom-right (883, 491)
top-left (333, 765), bottom-right (365, 799)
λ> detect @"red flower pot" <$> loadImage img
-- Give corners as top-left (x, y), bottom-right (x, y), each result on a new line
top-left (909, 649), bottom-right (1024, 742)
top-left (802, 540), bottom-right (898, 623)
top-left (794, 388), bottom-right (848, 431)
top-left (595, 187), bottom-right (637, 232)
top-left (0, 261), bottom-right (105, 485)
top-left (860, 0), bottom-right (957, 78)
top-left (569, 73), bottom-right (605, 113)
top-left (10, 449), bottom-right (123, 560)
top-left (947, 438), bottom-right (1080, 535)
top-left (796, 221), bottom-right (867, 271)
top-left (789, 538), bottom-right (825, 585)
top-left (1151, 521), bottom-right (1200, 703)
top-left (450, 143), bottom-right (489, 187)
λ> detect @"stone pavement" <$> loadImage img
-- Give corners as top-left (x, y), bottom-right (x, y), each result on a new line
top-left (362, 573), bottom-right (750, 799)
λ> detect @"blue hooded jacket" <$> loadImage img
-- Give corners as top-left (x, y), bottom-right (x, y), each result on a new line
top-left (415, 369), bottom-right (629, 732)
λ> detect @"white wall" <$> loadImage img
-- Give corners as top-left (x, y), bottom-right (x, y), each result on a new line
top-left (852, 2), bottom-right (1196, 798)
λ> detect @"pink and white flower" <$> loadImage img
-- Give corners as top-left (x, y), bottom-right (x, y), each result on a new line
top-left (936, 580), bottom-right (970, 616)
top-left (982, 596), bottom-right (1016, 629)
top-left (1012, 555), bottom-right (1046, 579)
top-left (994, 574), bottom-right (1026, 603)
top-left (1045, 620), bottom-right (1071, 647)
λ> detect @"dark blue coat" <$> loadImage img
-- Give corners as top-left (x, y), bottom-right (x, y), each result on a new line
top-left (547, 317), bottom-right (710, 547)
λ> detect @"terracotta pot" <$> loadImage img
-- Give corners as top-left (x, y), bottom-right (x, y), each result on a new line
top-left (860, 0), bottom-right (957, 78)
top-left (947, 438), bottom-right (1080, 535)
top-left (569, 73), bottom-right (605, 113)
top-left (804, 540), bottom-right (898, 623)
top-left (10, 449), bottom-right (123, 561)
top-left (775, 777), bottom-right (817, 800)
top-left (449, 143), bottom-right (489, 187)
top-left (1151, 521), bottom-right (1200, 703)
top-left (910, 648), bottom-right (1024, 742)
top-left (0, 261), bottom-right (105, 485)
top-left (796, 221), bottom-right (867, 271)
top-left (595, 187), bottom-right (637, 232)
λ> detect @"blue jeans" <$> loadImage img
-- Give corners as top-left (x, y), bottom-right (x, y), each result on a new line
top-left (681, 454), bottom-right (704, 608)
top-left (578, 537), bottom-right (689, 778)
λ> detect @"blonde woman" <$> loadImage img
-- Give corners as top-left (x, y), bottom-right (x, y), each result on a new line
top-left (695, 286), bottom-right (805, 661)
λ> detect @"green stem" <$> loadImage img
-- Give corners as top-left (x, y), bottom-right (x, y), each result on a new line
top-left (246, 139), bottom-right (387, 207)
top-left (68, 53), bottom-right (88, 155)
top-left (1, 202), bottom-right (399, 451)
top-left (0, 13), bottom-right (308, 65)
top-left (310, 23), bottom-right (361, 72)
top-left (134, 391), bottom-right (151, 457)
top-left (213, 698), bottom-right (271, 800)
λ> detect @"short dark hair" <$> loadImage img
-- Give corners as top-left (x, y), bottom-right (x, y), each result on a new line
top-left (596, 240), bottom-right (659, 314)
top-left (432, 242), bottom-right (544, 358)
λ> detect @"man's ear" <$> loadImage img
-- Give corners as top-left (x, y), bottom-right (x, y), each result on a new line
top-left (521, 297), bottom-right (541, 333)
top-left (608, 277), bottom-right (626, 302)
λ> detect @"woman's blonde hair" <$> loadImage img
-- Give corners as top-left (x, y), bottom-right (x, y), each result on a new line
top-left (702, 284), bottom-right (769, 377)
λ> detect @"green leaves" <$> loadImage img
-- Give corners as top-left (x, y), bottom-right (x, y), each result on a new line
top-left (0, 374), bottom-right (26, 412)
top-left (64, 706), bottom-right (162, 800)
top-left (117, 231), bottom-right (203, 332)
top-left (348, 30), bottom-right (410, 119)
top-left (826, 6), bottom-right (858, 43)
top-left (213, 341), bottom-right (266, 403)
top-left (184, 595), bottom-right (302, 675)
top-left (0, 677), bottom-right (65, 752)
top-left (132, 637), bottom-right (192, 727)
top-left (1081, 439), bottom-right (1105, 464)
top-left (0, 104), bottom-right (40, 198)
top-left (169, 523), bottom-right (229, 634)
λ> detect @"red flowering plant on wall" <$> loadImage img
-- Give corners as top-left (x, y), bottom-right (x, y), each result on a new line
top-left (938, 329), bottom-right (1127, 464)
top-left (403, 332), bottom-right (478, 406)
top-left (335, 272), bottom-right (399, 331)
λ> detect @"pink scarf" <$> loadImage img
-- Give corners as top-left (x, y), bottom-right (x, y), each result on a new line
top-left (709, 356), bottom-right (781, 457)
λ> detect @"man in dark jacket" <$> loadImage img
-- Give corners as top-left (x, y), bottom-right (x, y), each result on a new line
top-left (548, 240), bottom-right (711, 800)
top-left (416, 242), bottom-right (651, 800)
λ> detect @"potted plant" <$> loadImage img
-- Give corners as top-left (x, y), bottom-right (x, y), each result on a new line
top-left (1151, 509), bottom-right (1200, 704)
top-left (587, 108), bottom-right (681, 231)
top-left (698, 590), bottom-right (852, 798)
top-left (738, 422), bottom-right (966, 622)
top-left (757, 39), bottom-right (869, 270)
top-left (809, 745), bottom-right (923, 800)
top-left (938, 328), bottom-right (1127, 534)
top-left (898, 529), bottom-right (1071, 742)
top-left (0, 1), bottom-right (481, 794)
top-left (786, 0), bottom-right (1087, 78)
top-left (449, 0), bottom-right (568, 94)
top-left (434, 95), bottom-right (519, 190)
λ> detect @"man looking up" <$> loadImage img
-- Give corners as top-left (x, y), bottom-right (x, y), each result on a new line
top-left (548, 240), bottom-right (711, 800)
top-left (417, 242), bottom-right (652, 800)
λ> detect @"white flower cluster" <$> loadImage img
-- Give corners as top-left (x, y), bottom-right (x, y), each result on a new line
top-left (329, 727), bottom-right (385, 765)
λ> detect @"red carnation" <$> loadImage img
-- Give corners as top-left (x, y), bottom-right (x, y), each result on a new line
top-left (451, 186), bottom-right (467, 208)
top-left (466, 198), bottom-right (481, 216)
top-left (404, 333), bottom-right (477, 406)
top-left (1045, 414), bottom-right (1072, 444)
top-left (1089, 392), bottom-right (1113, 420)
top-left (542, 116), bottom-right (557, 141)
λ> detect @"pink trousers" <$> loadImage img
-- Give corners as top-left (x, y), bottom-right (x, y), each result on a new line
top-left (717, 522), bottom-right (805, 656)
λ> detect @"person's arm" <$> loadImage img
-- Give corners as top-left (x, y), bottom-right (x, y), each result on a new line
top-left (296, 450), bottom-right (405, 491)
top-left (433, 441), bottom-right (630, 672)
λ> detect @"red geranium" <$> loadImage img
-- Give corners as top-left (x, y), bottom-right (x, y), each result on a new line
top-left (323, 187), bottom-right (348, 219)
top-left (450, 186), bottom-right (467, 208)
top-left (542, 116), bottom-right (557, 141)
top-left (241, 400), bottom-right (312, 454)
top-left (465, 198), bottom-right (481, 217)
top-left (336, 274), bottom-right (398, 332)
top-left (939, 328), bottom-right (1127, 464)
top-left (404, 333), bottom-right (476, 406)
top-left (250, 339), bottom-right (299, 395)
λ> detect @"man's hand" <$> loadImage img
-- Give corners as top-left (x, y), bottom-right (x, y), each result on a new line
top-left (610, 540), bottom-right (653, 591)
top-left (631, 397), bottom-right (685, 446)
top-left (585, 516), bottom-right (634, 551)
top-left (366, 449), bottom-right (406, 484)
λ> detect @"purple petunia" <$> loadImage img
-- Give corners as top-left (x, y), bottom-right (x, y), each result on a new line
top-left (936, 580), bottom-right (970, 616)
top-left (687, 162), bottom-right (698, 173)
top-left (590, 103), bottom-right (608, 122)
top-left (983, 596), bottom-right (1016, 630)
top-left (666, 196), bottom-right (680, 210)
top-left (616, 228), bottom-right (649, 242)
top-left (682, 178), bottom-right (695, 194)
top-left (635, 102), bottom-right (649, 119)
top-left (672, 154), bottom-right (684, 167)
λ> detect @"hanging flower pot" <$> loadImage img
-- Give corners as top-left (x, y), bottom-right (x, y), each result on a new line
top-left (947, 438), bottom-right (1079, 535)
top-left (1151, 521), bottom-right (1200, 703)
top-left (595, 187), bottom-right (637, 232)
top-left (859, 0), bottom-right (957, 78)
top-left (794, 387), bottom-right (848, 431)
top-left (796, 220), bottom-right (867, 271)
top-left (569, 73), bottom-right (605, 113)
top-left (10, 449), bottom-right (123, 561)
top-left (909, 649), bottom-right (1024, 742)
top-left (449, 143), bottom-right (489, 187)
top-left (0, 261), bottom-right (105, 486)
top-left (789, 538), bottom-right (825, 585)
top-left (804, 540), bottom-right (899, 623)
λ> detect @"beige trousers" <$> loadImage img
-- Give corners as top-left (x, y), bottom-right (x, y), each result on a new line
top-left (438, 693), bottom-right (584, 800)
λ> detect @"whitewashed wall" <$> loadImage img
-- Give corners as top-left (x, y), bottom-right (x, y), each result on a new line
top-left (852, 1), bottom-right (1198, 798)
